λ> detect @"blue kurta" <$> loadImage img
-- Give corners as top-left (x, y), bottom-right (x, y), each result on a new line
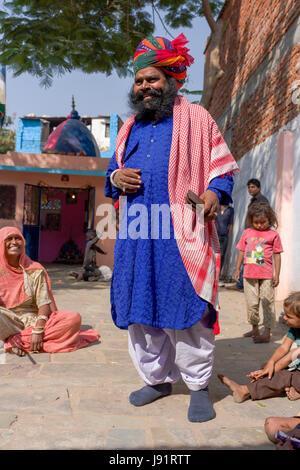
top-left (105, 115), bottom-right (233, 330)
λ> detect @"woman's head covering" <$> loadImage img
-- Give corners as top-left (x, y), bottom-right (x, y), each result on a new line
top-left (0, 226), bottom-right (56, 309)
top-left (133, 33), bottom-right (194, 89)
top-left (0, 226), bottom-right (31, 270)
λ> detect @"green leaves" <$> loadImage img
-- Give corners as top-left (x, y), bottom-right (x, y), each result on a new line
top-left (155, 0), bottom-right (224, 29)
top-left (0, 0), bottom-right (152, 85)
top-left (0, 127), bottom-right (16, 153)
top-left (0, 0), bottom-right (224, 86)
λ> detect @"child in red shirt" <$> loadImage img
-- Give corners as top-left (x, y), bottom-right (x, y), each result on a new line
top-left (234, 202), bottom-right (283, 343)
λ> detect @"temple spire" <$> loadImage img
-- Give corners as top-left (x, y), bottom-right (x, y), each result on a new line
top-left (70, 95), bottom-right (80, 120)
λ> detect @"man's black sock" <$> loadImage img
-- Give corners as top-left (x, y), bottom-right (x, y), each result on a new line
top-left (129, 383), bottom-right (172, 406)
top-left (188, 387), bottom-right (216, 422)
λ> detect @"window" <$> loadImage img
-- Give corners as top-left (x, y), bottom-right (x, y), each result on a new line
top-left (105, 122), bottom-right (110, 138)
top-left (0, 185), bottom-right (16, 219)
top-left (41, 196), bottom-right (62, 231)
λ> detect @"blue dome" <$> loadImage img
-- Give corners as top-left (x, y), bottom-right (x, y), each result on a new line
top-left (43, 109), bottom-right (100, 157)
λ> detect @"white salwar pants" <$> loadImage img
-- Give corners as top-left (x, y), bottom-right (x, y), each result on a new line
top-left (128, 311), bottom-right (215, 391)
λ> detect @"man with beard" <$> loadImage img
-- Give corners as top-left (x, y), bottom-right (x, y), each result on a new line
top-left (105, 34), bottom-right (238, 422)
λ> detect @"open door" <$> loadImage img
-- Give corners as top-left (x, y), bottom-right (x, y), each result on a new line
top-left (23, 184), bottom-right (42, 260)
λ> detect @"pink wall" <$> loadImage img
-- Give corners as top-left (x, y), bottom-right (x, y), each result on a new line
top-left (39, 191), bottom-right (89, 262)
top-left (275, 131), bottom-right (294, 300)
top-left (1, 151), bottom-right (109, 173)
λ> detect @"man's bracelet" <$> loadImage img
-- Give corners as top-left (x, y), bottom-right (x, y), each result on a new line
top-left (32, 329), bottom-right (44, 335)
top-left (110, 169), bottom-right (121, 188)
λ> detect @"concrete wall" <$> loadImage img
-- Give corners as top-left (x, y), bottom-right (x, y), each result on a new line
top-left (289, 119), bottom-right (300, 293)
top-left (205, 1), bottom-right (300, 301)
top-left (222, 114), bottom-right (299, 300)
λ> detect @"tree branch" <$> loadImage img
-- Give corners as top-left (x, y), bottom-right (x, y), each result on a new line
top-left (152, 2), bottom-right (175, 39)
top-left (202, 0), bottom-right (217, 32)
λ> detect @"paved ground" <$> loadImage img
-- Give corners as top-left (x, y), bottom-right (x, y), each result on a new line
top-left (0, 264), bottom-right (298, 450)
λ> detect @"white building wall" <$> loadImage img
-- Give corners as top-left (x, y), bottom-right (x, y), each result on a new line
top-left (223, 114), bottom-right (300, 300)
top-left (290, 115), bottom-right (300, 292)
top-left (91, 117), bottom-right (110, 152)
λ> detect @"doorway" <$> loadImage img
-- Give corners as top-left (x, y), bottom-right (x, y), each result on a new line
top-left (22, 183), bottom-right (95, 262)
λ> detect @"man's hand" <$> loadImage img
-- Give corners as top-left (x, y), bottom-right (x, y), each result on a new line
top-left (272, 275), bottom-right (280, 288)
top-left (199, 190), bottom-right (219, 221)
top-left (113, 169), bottom-right (142, 193)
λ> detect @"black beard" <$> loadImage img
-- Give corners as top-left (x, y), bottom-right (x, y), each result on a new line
top-left (129, 77), bottom-right (178, 122)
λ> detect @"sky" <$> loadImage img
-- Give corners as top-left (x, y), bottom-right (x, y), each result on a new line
top-left (3, 11), bottom-right (212, 127)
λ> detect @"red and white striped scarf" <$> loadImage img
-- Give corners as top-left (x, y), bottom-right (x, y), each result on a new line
top-left (115, 95), bottom-right (239, 308)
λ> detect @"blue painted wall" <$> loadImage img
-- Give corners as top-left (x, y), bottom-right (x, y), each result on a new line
top-left (15, 118), bottom-right (42, 153)
top-left (101, 113), bottom-right (119, 159)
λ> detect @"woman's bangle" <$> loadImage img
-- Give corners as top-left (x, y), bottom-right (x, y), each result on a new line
top-left (36, 315), bottom-right (49, 321)
top-left (34, 315), bottom-right (48, 329)
top-left (32, 329), bottom-right (44, 335)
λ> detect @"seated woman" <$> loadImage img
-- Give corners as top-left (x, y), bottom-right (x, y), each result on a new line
top-left (0, 226), bottom-right (99, 356)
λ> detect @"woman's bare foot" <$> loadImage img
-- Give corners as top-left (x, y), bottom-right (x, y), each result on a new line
top-left (9, 347), bottom-right (25, 357)
top-left (285, 386), bottom-right (300, 401)
top-left (217, 374), bottom-right (251, 403)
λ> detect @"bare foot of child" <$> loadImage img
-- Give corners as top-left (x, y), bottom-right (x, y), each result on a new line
top-left (253, 330), bottom-right (271, 343)
top-left (243, 330), bottom-right (254, 337)
top-left (243, 325), bottom-right (259, 338)
top-left (285, 386), bottom-right (300, 401)
top-left (217, 374), bottom-right (251, 403)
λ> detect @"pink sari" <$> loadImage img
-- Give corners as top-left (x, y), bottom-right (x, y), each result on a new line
top-left (0, 227), bottom-right (99, 353)
top-left (5, 310), bottom-right (99, 353)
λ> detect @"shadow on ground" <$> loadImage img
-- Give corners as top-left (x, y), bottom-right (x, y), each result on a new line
top-left (44, 263), bottom-right (111, 291)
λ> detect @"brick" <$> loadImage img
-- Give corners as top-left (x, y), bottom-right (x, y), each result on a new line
top-left (207, 3), bottom-right (300, 160)
top-left (207, 0), bottom-right (299, 129)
